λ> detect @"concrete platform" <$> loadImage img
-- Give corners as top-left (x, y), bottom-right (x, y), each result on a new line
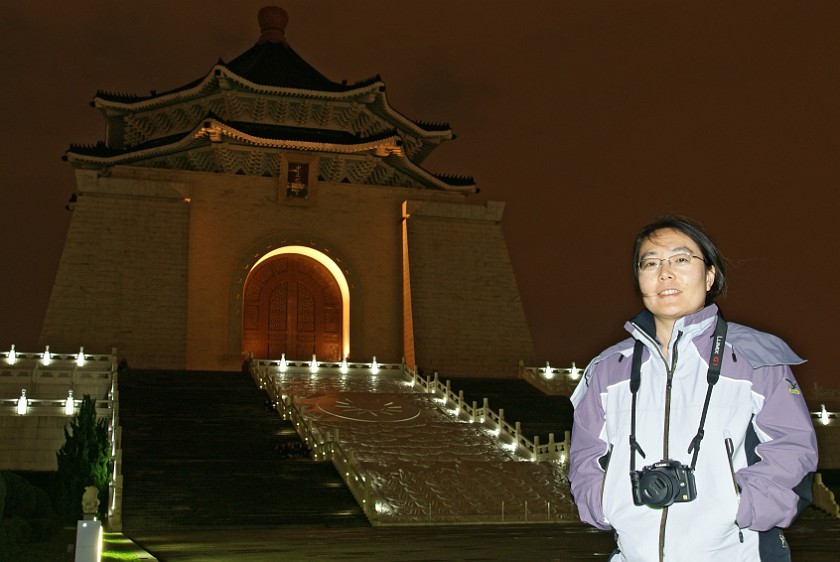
top-left (127, 519), bottom-right (840, 561)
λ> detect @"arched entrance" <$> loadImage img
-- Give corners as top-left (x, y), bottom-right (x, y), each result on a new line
top-left (242, 253), bottom-right (343, 360)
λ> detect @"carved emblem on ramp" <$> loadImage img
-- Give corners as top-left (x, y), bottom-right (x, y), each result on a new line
top-left (316, 393), bottom-right (420, 422)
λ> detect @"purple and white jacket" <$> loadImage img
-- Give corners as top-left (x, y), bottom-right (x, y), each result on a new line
top-left (569, 305), bottom-right (818, 562)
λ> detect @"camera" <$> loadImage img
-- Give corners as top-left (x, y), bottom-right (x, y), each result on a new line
top-left (631, 459), bottom-right (697, 508)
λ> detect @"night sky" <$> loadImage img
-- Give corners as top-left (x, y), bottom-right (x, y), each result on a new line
top-left (1, 1), bottom-right (837, 389)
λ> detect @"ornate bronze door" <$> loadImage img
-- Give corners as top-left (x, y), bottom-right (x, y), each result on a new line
top-left (242, 254), bottom-right (342, 360)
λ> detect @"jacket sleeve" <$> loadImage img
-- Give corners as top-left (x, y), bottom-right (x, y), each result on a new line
top-left (735, 365), bottom-right (819, 531)
top-left (569, 360), bottom-right (613, 530)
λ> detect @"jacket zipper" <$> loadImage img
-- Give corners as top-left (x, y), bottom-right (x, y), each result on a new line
top-left (630, 325), bottom-right (682, 562)
top-left (659, 332), bottom-right (681, 562)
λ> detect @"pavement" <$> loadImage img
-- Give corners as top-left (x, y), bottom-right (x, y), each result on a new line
top-left (116, 519), bottom-right (840, 562)
top-left (103, 531), bottom-right (159, 561)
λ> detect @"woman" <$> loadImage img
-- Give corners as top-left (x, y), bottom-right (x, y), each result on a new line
top-left (569, 216), bottom-right (818, 562)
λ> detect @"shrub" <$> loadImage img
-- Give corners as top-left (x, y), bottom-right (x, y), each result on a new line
top-left (0, 472), bottom-right (60, 548)
top-left (55, 395), bottom-right (110, 523)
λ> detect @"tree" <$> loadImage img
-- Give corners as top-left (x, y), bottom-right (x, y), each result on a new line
top-left (55, 395), bottom-right (110, 522)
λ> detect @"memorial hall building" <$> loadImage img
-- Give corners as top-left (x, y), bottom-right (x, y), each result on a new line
top-left (39, 6), bottom-right (535, 378)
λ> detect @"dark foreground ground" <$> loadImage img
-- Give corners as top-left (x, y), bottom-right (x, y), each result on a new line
top-left (127, 520), bottom-right (840, 561)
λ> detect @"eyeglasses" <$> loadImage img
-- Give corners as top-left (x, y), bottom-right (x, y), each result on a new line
top-left (637, 253), bottom-right (705, 273)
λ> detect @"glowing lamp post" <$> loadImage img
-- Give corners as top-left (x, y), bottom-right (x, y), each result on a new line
top-left (569, 362), bottom-right (581, 380)
top-left (309, 354), bottom-right (318, 374)
top-left (43, 345), bottom-right (52, 366)
top-left (279, 353), bottom-right (287, 374)
top-left (76, 347), bottom-right (85, 367)
top-left (7, 344), bottom-right (15, 365)
top-left (820, 404), bottom-right (829, 426)
top-left (370, 356), bottom-right (379, 375)
top-left (65, 390), bottom-right (75, 416)
top-left (340, 356), bottom-right (349, 375)
top-left (543, 361), bottom-right (554, 379)
top-left (17, 389), bottom-right (28, 415)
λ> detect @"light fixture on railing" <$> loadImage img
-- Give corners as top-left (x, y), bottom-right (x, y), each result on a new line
top-left (65, 389), bottom-right (75, 416)
top-left (340, 356), bottom-right (349, 375)
top-left (569, 362), bottom-right (580, 380)
top-left (7, 344), bottom-right (15, 365)
top-left (543, 361), bottom-right (554, 379)
top-left (42, 345), bottom-right (51, 366)
top-left (279, 353), bottom-right (287, 374)
top-left (820, 404), bottom-right (830, 426)
top-left (76, 347), bottom-right (85, 367)
top-left (17, 389), bottom-right (28, 415)
top-left (310, 354), bottom-right (318, 374)
top-left (370, 356), bottom-right (379, 375)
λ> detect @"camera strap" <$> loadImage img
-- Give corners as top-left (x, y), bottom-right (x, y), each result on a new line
top-left (628, 313), bottom-right (728, 473)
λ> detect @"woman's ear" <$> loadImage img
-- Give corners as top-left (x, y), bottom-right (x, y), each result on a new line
top-left (705, 265), bottom-right (716, 292)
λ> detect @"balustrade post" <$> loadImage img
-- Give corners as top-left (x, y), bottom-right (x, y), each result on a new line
top-left (564, 430), bottom-right (571, 459)
top-left (457, 390), bottom-right (463, 411)
top-left (514, 421), bottom-right (520, 442)
top-left (498, 408), bottom-right (504, 433)
top-left (471, 400), bottom-right (477, 423)
top-left (534, 435), bottom-right (540, 461)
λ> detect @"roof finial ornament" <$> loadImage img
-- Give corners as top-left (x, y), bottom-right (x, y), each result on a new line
top-left (257, 6), bottom-right (289, 45)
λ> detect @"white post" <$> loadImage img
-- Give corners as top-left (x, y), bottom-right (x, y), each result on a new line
top-left (74, 520), bottom-right (102, 562)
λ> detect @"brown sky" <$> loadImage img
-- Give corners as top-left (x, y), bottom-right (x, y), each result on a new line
top-left (1, 1), bottom-right (837, 389)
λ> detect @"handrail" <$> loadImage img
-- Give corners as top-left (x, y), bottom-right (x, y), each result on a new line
top-left (108, 368), bottom-right (122, 530)
top-left (417, 370), bottom-right (570, 464)
top-left (518, 361), bottom-right (583, 397)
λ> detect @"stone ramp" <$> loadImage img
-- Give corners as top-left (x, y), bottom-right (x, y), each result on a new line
top-left (118, 369), bottom-right (368, 531)
top-left (271, 371), bottom-right (577, 524)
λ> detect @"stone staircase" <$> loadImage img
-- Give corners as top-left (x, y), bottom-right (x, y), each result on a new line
top-left (118, 369), bottom-right (368, 531)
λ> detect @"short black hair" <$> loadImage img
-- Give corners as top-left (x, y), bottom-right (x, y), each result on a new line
top-left (632, 215), bottom-right (727, 304)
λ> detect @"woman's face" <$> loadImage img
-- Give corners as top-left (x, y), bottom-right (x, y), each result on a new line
top-left (637, 228), bottom-right (716, 325)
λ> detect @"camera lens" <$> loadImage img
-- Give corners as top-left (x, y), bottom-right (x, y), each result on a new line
top-left (638, 470), bottom-right (676, 507)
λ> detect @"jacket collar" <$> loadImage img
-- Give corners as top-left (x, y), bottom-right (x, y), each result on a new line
top-left (626, 303), bottom-right (719, 347)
